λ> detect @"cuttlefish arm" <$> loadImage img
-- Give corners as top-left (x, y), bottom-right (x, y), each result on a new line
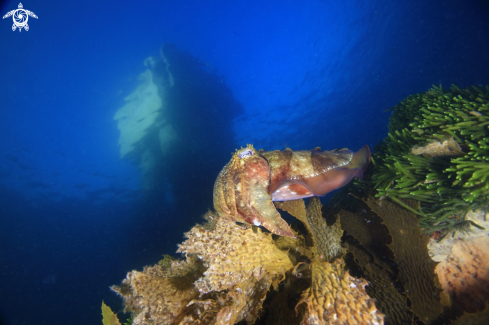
top-left (213, 145), bottom-right (370, 237)
top-left (213, 145), bottom-right (295, 237)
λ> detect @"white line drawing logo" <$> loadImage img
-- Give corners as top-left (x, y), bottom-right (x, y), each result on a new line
top-left (3, 3), bottom-right (38, 32)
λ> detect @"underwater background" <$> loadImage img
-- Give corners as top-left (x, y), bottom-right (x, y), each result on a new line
top-left (1, 0), bottom-right (489, 324)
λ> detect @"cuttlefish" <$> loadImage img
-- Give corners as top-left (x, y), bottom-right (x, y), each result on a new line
top-left (213, 144), bottom-right (370, 237)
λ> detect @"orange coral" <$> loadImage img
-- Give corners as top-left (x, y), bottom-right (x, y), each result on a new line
top-left (435, 235), bottom-right (489, 313)
top-left (428, 209), bottom-right (489, 313)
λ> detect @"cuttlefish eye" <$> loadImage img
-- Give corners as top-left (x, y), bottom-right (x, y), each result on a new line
top-left (238, 149), bottom-right (254, 159)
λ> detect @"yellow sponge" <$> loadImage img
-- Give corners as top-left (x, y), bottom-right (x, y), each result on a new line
top-left (177, 212), bottom-right (293, 294)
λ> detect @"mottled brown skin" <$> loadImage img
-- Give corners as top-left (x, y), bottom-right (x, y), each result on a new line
top-left (262, 146), bottom-right (370, 201)
top-left (213, 144), bottom-right (294, 237)
top-left (213, 144), bottom-right (370, 237)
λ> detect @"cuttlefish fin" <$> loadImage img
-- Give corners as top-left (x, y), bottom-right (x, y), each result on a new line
top-left (348, 145), bottom-right (371, 171)
top-left (272, 183), bottom-right (314, 201)
top-left (302, 167), bottom-right (362, 196)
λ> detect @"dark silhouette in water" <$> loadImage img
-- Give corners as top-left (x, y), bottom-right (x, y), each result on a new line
top-left (138, 44), bottom-right (244, 239)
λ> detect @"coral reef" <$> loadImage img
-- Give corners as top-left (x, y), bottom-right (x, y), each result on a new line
top-left (296, 259), bottom-right (383, 325)
top-left (368, 84), bottom-right (489, 236)
top-left (430, 209), bottom-right (489, 314)
top-left (213, 144), bottom-right (370, 237)
top-left (108, 84), bottom-right (489, 324)
top-left (313, 85), bottom-right (489, 324)
top-left (111, 198), bottom-right (384, 325)
top-left (327, 193), bottom-right (445, 324)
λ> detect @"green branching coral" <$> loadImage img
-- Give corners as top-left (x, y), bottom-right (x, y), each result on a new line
top-left (369, 84), bottom-right (489, 237)
top-left (123, 315), bottom-right (133, 325)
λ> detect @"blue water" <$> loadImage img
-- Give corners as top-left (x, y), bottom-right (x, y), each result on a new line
top-left (0, 0), bottom-right (488, 324)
